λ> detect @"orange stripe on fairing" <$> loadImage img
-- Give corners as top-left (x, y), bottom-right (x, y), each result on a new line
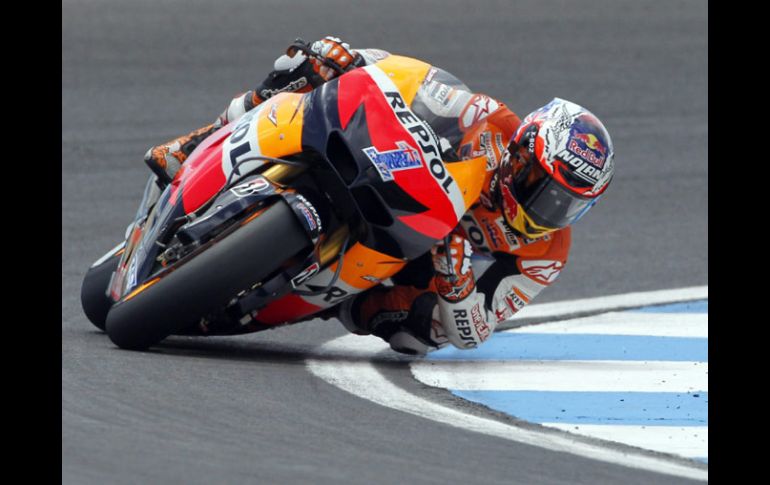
top-left (371, 55), bottom-right (432, 105)
top-left (326, 242), bottom-right (406, 290)
top-left (122, 276), bottom-right (161, 302)
top-left (445, 155), bottom-right (487, 211)
top-left (256, 93), bottom-right (305, 158)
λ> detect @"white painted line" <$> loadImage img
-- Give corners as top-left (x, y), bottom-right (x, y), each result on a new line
top-left (307, 335), bottom-right (707, 481)
top-left (411, 360), bottom-right (708, 393)
top-left (507, 286), bottom-right (708, 323)
top-left (542, 423), bottom-right (708, 459)
top-left (306, 287), bottom-right (708, 481)
top-left (512, 312), bottom-right (707, 338)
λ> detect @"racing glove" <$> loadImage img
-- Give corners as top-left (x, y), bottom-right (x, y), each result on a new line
top-left (431, 234), bottom-right (494, 349)
top-left (307, 36), bottom-right (362, 81)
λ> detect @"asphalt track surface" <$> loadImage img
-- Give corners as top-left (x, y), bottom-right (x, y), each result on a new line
top-left (62, 1), bottom-right (708, 484)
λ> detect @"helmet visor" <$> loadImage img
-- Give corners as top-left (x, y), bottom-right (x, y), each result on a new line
top-left (520, 176), bottom-right (596, 229)
top-left (509, 143), bottom-right (595, 229)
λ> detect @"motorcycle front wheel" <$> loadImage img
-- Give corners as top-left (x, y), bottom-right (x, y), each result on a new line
top-left (105, 200), bottom-right (311, 350)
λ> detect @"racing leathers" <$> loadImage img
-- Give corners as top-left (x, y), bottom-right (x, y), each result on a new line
top-left (144, 37), bottom-right (571, 355)
top-left (336, 99), bottom-right (572, 354)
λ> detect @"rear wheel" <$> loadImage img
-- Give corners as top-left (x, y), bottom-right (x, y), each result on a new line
top-left (105, 201), bottom-right (311, 350)
top-left (80, 245), bottom-right (123, 331)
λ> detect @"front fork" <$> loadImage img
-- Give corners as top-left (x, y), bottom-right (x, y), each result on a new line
top-left (261, 163), bottom-right (350, 267)
top-left (189, 163), bottom-right (351, 333)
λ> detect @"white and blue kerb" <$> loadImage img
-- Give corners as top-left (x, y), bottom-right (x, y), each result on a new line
top-left (412, 300), bottom-right (708, 463)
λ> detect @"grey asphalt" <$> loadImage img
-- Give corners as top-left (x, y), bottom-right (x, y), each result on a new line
top-left (62, 1), bottom-right (708, 484)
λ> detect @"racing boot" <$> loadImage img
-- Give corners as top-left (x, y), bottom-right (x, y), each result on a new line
top-left (144, 123), bottom-right (218, 188)
top-left (337, 286), bottom-right (449, 355)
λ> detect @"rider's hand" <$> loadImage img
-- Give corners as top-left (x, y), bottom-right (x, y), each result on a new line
top-left (431, 234), bottom-right (476, 304)
top-left (431, 234), bottom-right (473, 277)
top-left (308, 36), bottom-right (359, 81)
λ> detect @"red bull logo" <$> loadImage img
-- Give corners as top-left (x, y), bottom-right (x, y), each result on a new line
top-left (574, 133), bottom-right (607, 156)
top-left (568, 132), bottom-right (607, 169)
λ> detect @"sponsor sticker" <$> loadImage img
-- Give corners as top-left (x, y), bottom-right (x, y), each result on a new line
top-left (520, 260), bottom-right (564, 285)
top-left (503, 288), bottom-right (528, 314)
top-left (297, 204), bottom-right (316, 231)
top-left (231, 177), bottom-right (270, 197)
top-left (362, 141), bottom-right (422, 182)
top-left (470, 303), bottom-right (490, 340)
top-left (291, 262), bottom-right (320, 288)
top-left (222, 105), bottom-right (265, 180)
top-left (480, 216), bottom-right (503, 249)
top-left (459, 95), bottom-right (500, 130)
top-left (494, 132), bottom-right (507, 159)
top-left (555, 149), bottom-right (602, 184)
top-left (426, 80), bottom-right (456, 108)
top-left (560, 113), bottom-right (610, 182)
top-left (260, 77), bottom-right (307, 98)
top-left (479, 131), bottom-right (497, 170)
top-left (568, 134), bottom-right (606, 167)
top-left (126, 256), bottom-right (138, 291)
top-left (294, 194), bottom-right (321, 233)
top-left (452, 308), bottom-right (479, 348)
top-left (496, 217), bottom-right (520, 249)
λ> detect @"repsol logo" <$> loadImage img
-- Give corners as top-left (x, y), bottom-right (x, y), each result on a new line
top-left (452, 309), bottom-right (479, 348)
top-left (384, 91), bottom-right (455, 195)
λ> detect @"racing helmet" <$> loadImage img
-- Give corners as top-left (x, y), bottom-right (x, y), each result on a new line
top-left (499, 98), bottom-right (615, 238)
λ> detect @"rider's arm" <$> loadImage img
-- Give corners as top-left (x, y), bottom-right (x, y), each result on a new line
top-left (431, 228), bottom-right (571, 350)
top-left (217, 37), bottom-right (380, 126)
top-left (430, 233), bottom-right (490, 349)
top-left (145, 37), bottom-right (372, 181)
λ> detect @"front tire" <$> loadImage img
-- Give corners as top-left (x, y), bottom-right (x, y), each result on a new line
top-left (105, 201), bottom-right (311, 350)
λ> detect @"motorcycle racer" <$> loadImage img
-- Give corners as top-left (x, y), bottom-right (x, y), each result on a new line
top-left (144, 36), bottom-right (615, 355)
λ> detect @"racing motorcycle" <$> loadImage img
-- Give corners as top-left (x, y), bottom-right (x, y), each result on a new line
top-left (81, 44), bottom-right (488, 350)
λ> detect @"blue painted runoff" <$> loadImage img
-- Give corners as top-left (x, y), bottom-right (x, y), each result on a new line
top-left (451, 390), bottom-right (708, 426)
top-left (628, 299), bottom-right (708, 314)
top-left (428, 333), bottom-right (708, 362)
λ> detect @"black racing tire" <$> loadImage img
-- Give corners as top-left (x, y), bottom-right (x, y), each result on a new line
top-left (80, 246), bottom-right (122, 331)
top-left (105, 200), bottom-right (310, 350)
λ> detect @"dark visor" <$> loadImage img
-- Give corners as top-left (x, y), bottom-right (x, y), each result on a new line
top-left (510, 145), bottom-right (595, 229)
